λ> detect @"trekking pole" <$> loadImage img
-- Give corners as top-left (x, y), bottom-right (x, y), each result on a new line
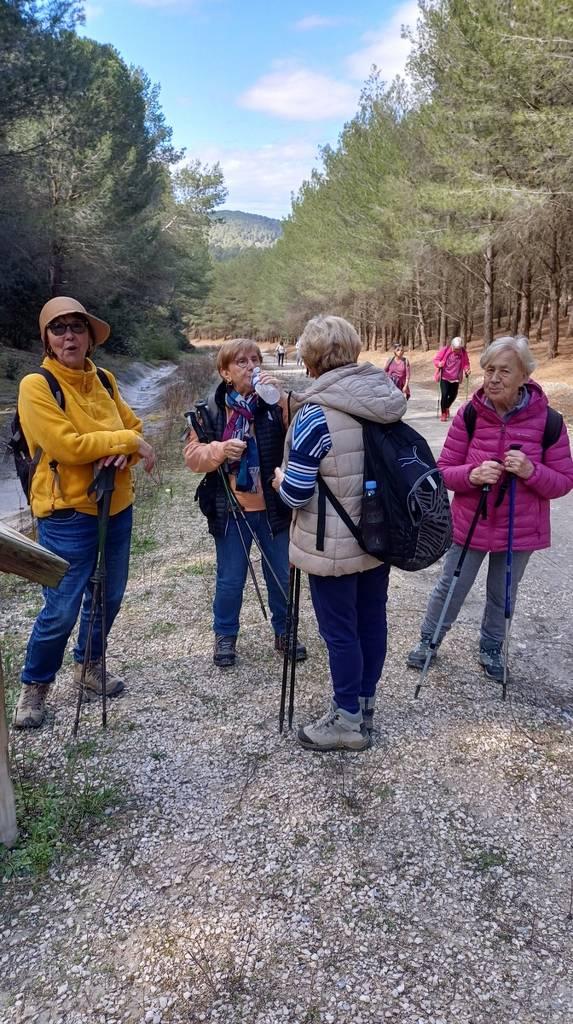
top-left (221, 473), bottom-right (268, 622)
top-left (502, 445), bottom-right (521, 702)
top-left (465, 373), bottom-right (470, 402)
top-left (287, 568), bottom-right (301, 730)
top-left (436, 371), bottom-right (442, 418)
top-left (414, 482), bottom-right (491, 699)
top-left (279, 566), bottom-right (295, 733)
top-left (72, 464), bottom-right (116, 737)
top-left (218, 469), bottom-right (289, 603)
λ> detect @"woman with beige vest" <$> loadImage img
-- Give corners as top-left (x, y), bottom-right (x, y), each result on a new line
top-left (273, 315), bottom-right (406, 751)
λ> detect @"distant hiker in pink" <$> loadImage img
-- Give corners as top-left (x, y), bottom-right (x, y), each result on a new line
top-left (408, 335), bottom-right (573, 684)
top-left (384, 344), bottom-right (411, 399)
top-left (434, 336), bottom-right (470, 421)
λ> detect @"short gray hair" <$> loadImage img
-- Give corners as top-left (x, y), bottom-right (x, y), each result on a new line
top-left (299, 315), bottom-right (362, 376)
top-left (480, 335), bottom-right (536, 375)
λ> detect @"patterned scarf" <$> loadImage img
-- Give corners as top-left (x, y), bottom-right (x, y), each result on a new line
top-left (222, 389), bottom-right (260, 492)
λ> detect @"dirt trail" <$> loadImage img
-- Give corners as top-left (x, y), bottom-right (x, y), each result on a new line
top-left (1, 359), bottom-right (573, 1024)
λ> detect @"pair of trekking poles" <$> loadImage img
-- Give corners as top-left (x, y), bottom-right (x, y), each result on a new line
top-left (73, 463), bottom-right (116, 738)
top-left (415, 444), bottom-right (521, 702)
top-left (217, 469), bottom-right (301, 734)
top-left (187, 408), bottom-right (301, 730)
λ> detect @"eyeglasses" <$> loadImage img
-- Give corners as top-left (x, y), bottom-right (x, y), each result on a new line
top-left (48, 320), bottom-right (88, 336)
top-left (231, 357), bottom-right (261, 368)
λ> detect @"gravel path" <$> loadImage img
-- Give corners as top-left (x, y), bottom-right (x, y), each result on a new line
top-left (1, 359), bottom-right (573, 1024)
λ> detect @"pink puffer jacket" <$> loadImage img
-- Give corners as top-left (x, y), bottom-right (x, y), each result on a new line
top-left (437, 381), bottom-right (573, 552)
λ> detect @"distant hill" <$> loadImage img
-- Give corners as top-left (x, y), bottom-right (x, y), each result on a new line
top-left (208, 209), bottom-right (283, 261)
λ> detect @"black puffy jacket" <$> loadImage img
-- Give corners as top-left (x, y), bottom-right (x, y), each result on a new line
top-left (190, 381), bottom-right (291, 538)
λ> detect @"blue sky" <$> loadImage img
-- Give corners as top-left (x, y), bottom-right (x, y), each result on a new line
top-left (81, 0), bottom-right (418, 218)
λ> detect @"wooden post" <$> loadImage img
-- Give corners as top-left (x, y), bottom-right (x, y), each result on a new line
top-left (0, 522), bottom-right (69, 847)
top-left (0, 648), bottom-right (17, 847)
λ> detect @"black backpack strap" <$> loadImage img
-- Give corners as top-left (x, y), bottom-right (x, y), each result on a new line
top-left (96, 366), bottom-right (114, 399)
top-left (542, 407), bottom-right (563, 451)
top-left (463, 402), bottom-right (477, 440)
top-left (316, 475), bottom-right (366, 553)
top-left (37, 367), bottom-right (65, 413)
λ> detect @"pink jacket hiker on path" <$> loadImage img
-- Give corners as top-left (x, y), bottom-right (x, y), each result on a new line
top-left (433, 345), bottom-right (470, 383)
top-left (438, 381), bottom-right (573, 552)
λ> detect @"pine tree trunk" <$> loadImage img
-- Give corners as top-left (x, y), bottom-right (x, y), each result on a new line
top-left (510, 284), bottom-right (520, 335)
top-left (549, 276), bottom-right (560, 359)
top-left (438, 270), bottom-right (448, 346)
top-left (484, 241), bottom-right (495, 347)
top-left (536, 298), bottom-right (546, 342)
top-left (519, 260), bottom-right (531, 338)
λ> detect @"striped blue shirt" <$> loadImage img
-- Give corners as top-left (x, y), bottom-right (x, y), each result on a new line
top-left (279, 403), bottom-right (332, 508)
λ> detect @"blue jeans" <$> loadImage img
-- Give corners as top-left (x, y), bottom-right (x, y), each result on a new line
top-left (213, 514), bottom-right (290, 636)
top-left (308, 563), bottom-right (390, 714)
top-left (21, 506), bottom-right (132, 686)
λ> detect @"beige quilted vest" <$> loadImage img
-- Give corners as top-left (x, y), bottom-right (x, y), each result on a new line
top-left (286, 362), bottom-right (407, 577)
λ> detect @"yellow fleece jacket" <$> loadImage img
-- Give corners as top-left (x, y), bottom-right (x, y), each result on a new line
top-left (19, 357), bottom-right (143, 518)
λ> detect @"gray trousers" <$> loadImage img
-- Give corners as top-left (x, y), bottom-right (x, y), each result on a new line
top-left (421, 544), bottom-right (531, 651)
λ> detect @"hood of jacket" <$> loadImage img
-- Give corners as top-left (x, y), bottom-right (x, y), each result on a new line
top-left (290, 361), bottom-right (406, 424)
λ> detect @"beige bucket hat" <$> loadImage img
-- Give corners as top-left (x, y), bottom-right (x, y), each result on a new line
top-left (39, 296), bottom-right (111, 347)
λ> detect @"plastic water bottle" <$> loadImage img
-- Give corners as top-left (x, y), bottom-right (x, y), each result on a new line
top-left (361, 480), bottom-right (385, 553)
top-left (252, 365), bottom-right (280, 405)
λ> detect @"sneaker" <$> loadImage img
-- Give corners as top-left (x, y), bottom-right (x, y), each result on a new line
top-left (274, 634), bottom-right (307, 662)
top-left (479, 646), bottom-right (504, 682)
top-left (406, 638), bottom-right (437, 670)
top-left (213, 634), bottom-right (237, 667)
top-left (359, 696), bottom-right (375, 734)
top-left (73, 660), bottom-right (125, 698)
top-left (440, 412), bottom-right (448, 422)
top-left (13, 683), bottom-right (50, 729)
top-left (298, 706), bottom-right (370, 752)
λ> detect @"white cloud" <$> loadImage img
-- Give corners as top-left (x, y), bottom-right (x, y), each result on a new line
top-left (238, 64), bottom-right (358, 122)
top-left (293, 15), bottom-right (351, 31)
top-left (191, 141), bottom-right (322, 218)
top-left (346, 1), bottom-right (418, 81)
top-left (84, 3), bottom-right (104, 20)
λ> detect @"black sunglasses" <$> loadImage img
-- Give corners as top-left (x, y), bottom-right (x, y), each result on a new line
top-left (48, 320), bottom-right (89, 336)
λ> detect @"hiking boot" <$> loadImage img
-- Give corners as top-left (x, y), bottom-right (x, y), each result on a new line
top-left (73, 660), bottom-right (125, 699)
top-left (298, 705), bottom-right (370, 752)
top-left (274, 633), bottom-right (307, 662)
top-left (213, 634), bottom-right (237, 667)
top-left (359, 696), bottom-right (375, 734)
top-left (13, 683), bottom-right (50, 729)
top-left (479, 645), bottom-right (504, 683)
top-left (406, 638), bottom-right (437, 670)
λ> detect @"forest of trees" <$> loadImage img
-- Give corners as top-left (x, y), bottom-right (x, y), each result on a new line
top-left (194, 0), bottom-right (573, 359)
top-left (209, 211), bottom-right (282, 262)
top-left (0, 0), bottom-right (226, 358)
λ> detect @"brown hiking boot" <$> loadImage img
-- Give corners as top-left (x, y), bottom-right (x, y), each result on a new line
top-left (73, 660), bottom-right (124, 699)
top-left (13, 683), bottom-right (50, 729)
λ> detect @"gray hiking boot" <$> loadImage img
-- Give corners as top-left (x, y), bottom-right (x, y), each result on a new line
top-left (406, 638), bottom-right (437, 670)
top-left (13, 683), bottom-right (50, 729)
top-left (298, 705), bottom-right (370, 752)
top-left (479, 645), bottom-right (504, 683)
top-left (73, 660), bottom-right (124, 699)
top-left (213, 634), bottom-right (237, 668)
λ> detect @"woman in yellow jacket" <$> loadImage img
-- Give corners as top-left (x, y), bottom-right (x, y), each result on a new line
top-left (13, 297), bottom-right (155, 729)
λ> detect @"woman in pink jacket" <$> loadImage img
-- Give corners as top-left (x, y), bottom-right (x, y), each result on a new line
top-left (434, 336), bottom-right (471, 421)
top-left (408, 335), bottom-right (573, 683)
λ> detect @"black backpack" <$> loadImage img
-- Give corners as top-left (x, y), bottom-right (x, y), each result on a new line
top-left (317, 418), bottom-right (452, 572)
top-left (8, 366), bottom-right (113, 503)
top-left (463, 402), bottom-right (563, 450)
